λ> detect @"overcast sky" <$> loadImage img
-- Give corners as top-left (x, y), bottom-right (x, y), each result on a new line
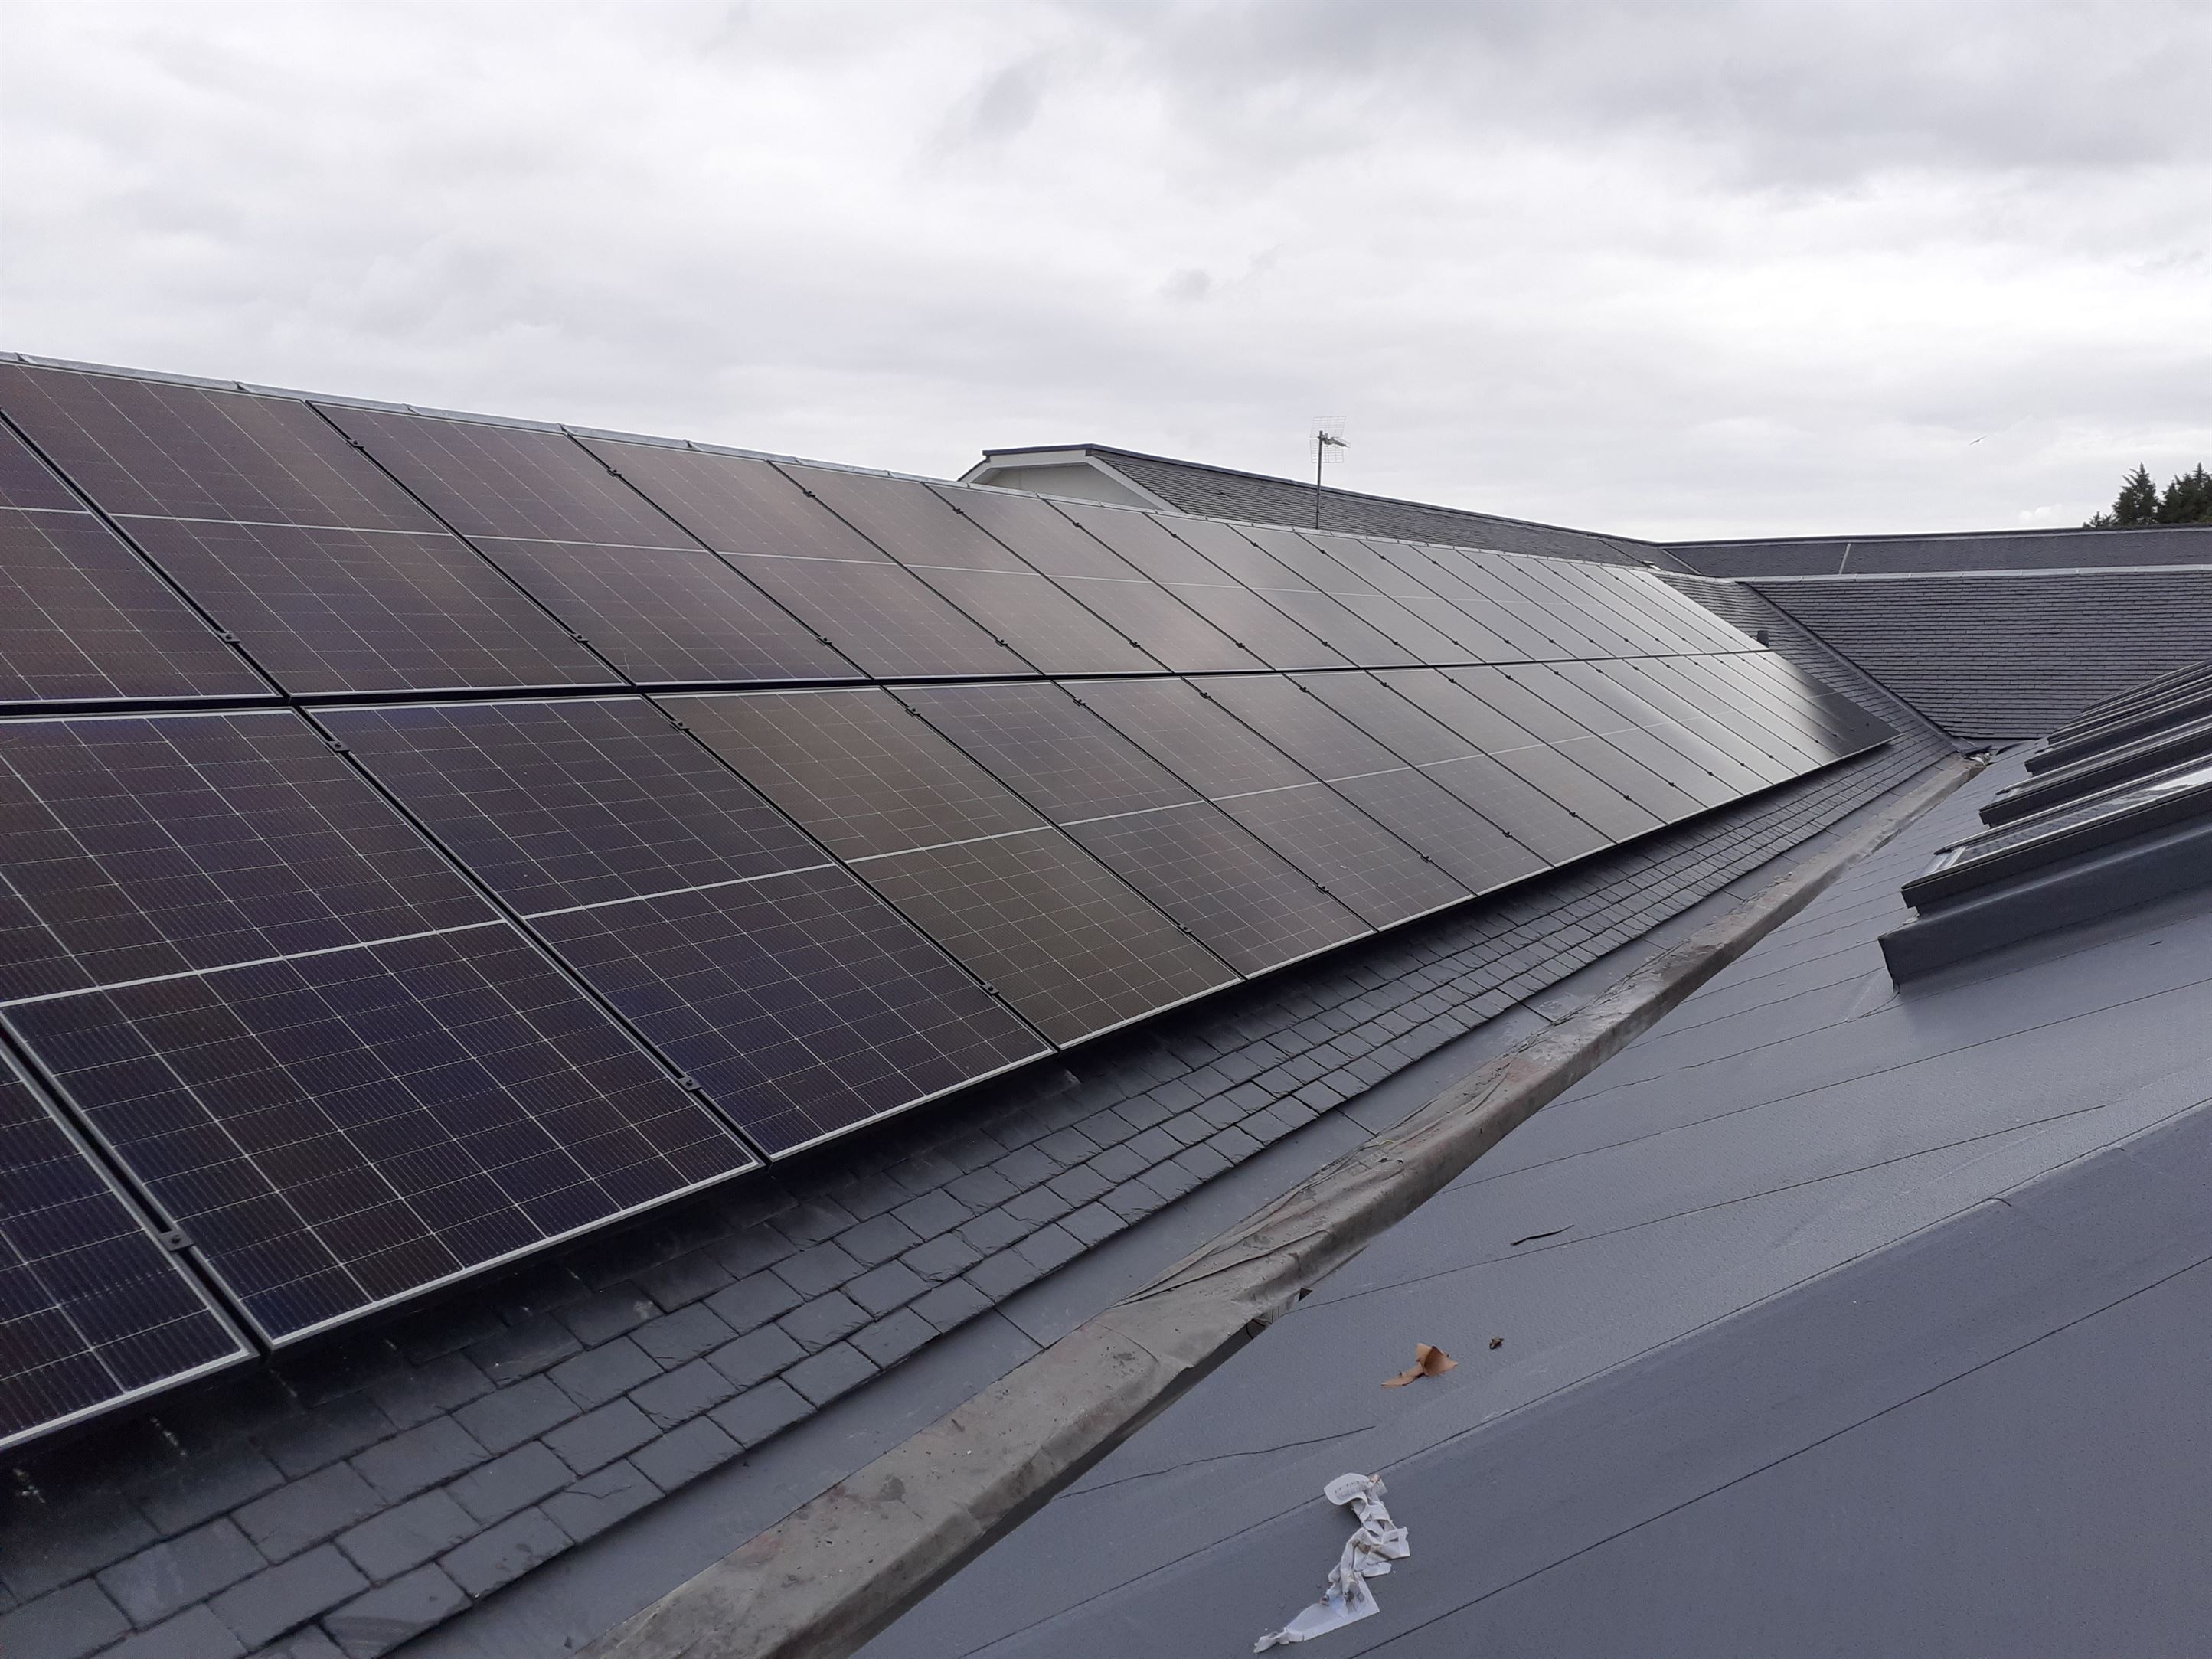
top-left (3, 2), bottom-right (2207, 538)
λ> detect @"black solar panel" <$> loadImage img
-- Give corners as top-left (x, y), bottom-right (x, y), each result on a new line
top-left (1294, 672), bottom-right (1606, 864)
top-left (1533, 664), bottom-right (1782, 795)
top-left (1419, 553), bottom-right (1576, 658)
top-left (533, 867), bottom-right (1044, 1158)
top-left (1622, 658), bottom-right (1828, 770)
top-left (124, 518), bottom-right (616, 696)
top-left (664, 687), bottom-right (1047, 861)
top-left (5, 925), bottom-right (755, 1341)
top-left (790, 472), bottom-right (1009, 569)
top-left (1071, 679), bottom-right (1469, 928)
top-left (721, 551), bottom-right (1031, 679)
top-left (322, 408), bottom-right (690, 548)
top-left (0, 711), bottom-right (495, 1004)
top-left (0, 367), bottom-right (441, 531)
top-left (578, 445), bottom-right (890, 563)
top-left (1445, 665), bottom-right (1723, 818)
top-left (903, 681), bottom-right (1369, 972)
top-left (318, 698), bottom-right (826, 914)
top-left (466, 537), bottom-right (858, 686)
top-left (0, 1050), bottom-right (247, 1450)
top-left (0, 414), bottom-right (87, 511)
top-left (854, 831), bottom-right (1236, 1045)
top-left (1060, 806), bottom-right (1368, 976)
top-left (662, 689), bottom-right (1229, 1043)
top-left (897, 566), bottom-right (1160, 674)
top-left (901, 681), bottom-right (1198, 821)
top-left (1381, 668), bottom-right (1664, 841)
top-left (935, 488), bottom-right (1132, 576)
top-left (1198, 676), bottom-right (1546, 893)
top-left (0, 508), bottom-right (270, 707)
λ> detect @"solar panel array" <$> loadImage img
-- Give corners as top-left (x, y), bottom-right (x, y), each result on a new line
top-left (0, 359), bottom-right (1891, 1448)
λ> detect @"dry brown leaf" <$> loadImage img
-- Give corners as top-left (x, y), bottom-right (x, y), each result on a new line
top-left (1381, 1342), bottom-right (1458, 1388)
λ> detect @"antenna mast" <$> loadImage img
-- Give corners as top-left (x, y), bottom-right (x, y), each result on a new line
top-left (1312, 419), bottom-right (1348, 528)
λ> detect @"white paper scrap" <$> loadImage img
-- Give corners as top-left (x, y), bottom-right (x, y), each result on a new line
top-left (1253, 1474), bottom-right (1411, 1650)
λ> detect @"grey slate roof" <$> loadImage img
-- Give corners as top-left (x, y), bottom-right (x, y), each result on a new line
top-left (1000, 445), bottom-right (1691, 570)
top-left (0, 702), bottom-right (1945, 1659)
top-left (1671, 521), bottom-right (2212, 577)
top-left (865, 752), bottom-right (2212, 1657)
top-left (1745, 570), bottom-right (2212, 740)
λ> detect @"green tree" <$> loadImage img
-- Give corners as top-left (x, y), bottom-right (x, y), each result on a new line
top-left (2155, 463), bottom-right (2212, 524)
top-left (2084, 462), bottom-right (2201, 527)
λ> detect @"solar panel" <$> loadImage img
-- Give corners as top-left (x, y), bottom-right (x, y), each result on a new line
top-left (1534, 664), bottom-right (1784, 794)
top-left (1199, 675), bottom-right (1547, 893)
top-left (5, 924), bottom-right (756, 1341)
top-left (0, 711), bottom-right (496, 1004)
top-left (1060, 807), bottom-right (1368, 975)
top-left (1380, 669), bottom-right (1665, 841)
top-left (785, 472), bottom-right (1008, 569)
top-left (1396, 549), bottom-right (1565, 659)
top-left (0, 1049), bottom-right (247, 1450)
top-left (464, 537), bottom-right (858, 686)
top-left (1072, 680), bottom-right (1469, 927)
top-left (664, 689), bottom-right (1233, 1043)
top-left (320, 694), bottom-right (1047, 1154)
top-left (1623, 657), bottom-right (1830, 770)
top-left (0, 508), bottom-right (270, 707)
top-left (903, 682), bottom-right (1369, 973)
top-left (322, 407), bottom-right (692, 548)
top-left (123, 517), bottom-right (617, 696)
top-left (1294, 672), bottom-right (1606, 864)
top-left (533, 867), bottom-right (1044, 1157)
top-left (1445, 664), bottom-right (1724, 817)
top-left (852, 831), bottom-right (1236, 1044)
top-left (1161, 524), bottom-right (1417, 668)
top-left (0, 413), bottom-right (87, 511)
top-left (316, 698), bottom-right (826, 913)
top-left (0, 366), bottom-right (442, 531)
top-left (578, 445), bottom-right (892, 563)
top-left (663, 687), bottom-right (1047, 861)
top-left (891, 566), bottom-right (1160, 675)
top-left (721, 551), bottom-right (1031, 679)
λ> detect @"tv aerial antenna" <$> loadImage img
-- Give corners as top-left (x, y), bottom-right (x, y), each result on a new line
top-left (1312, 417), bottom-right (1348, 528)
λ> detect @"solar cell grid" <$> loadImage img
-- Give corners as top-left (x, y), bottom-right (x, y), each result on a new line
top-left (1046, 575), bottom-right (1256, 672)
top-left (0, 417), bottom-right (87, 511)
top-left (1047, 501), bottom-right (1222, 583)
top-left (1073, 678), bottom-right (1312, 796)
top-left (1624, 657), bottom-right (1827, 769)
top-left (1064, 805), bottom-right (1368, 976)
top-left (6, 924), bottom-right (755, 1340)
top-left (1165, 518), bottom-right (1322, 592)
top-left (1537, 668), bottom-right (1772, 802)
top-left (323, 407), bottom-right (691, 548)
top-left (0, 711), bottom-right (495, 1004)
top-left (1446, 663), bottom-right (1722, 815)
top-left (1302, 531), bottom-right (1432, 597)
top-left (936, 488), bottom-right (1128, 576)
top-left (533, 865), bottom-right (1044, 1158)
top-left (580, 445), bottom-right (889, 563)
top-left (125, 517), bottom-right (616, 696)
top-left (899, 565), bottom-right (1159, 675)
top-left (1467, 555), bottom-right (1612, 657)
top-left (1508, 561), bottom-right (1644, 655)
top-left (466, 537), bottom-right (857, 686)
top-left (1206, 787), bottom-right (1468, 928)
top-left (1327, 590), bottom-right (1468, 663)
top-left (1233, 525), bottom-right (1379, 594)
top-left (0, 1053), bottom-right (247, 1449)
top-left (722, 550), bottom-right (1031, 679)
top-left (856, 829), bottom-right (1235, 1045)
top-left (0, 367), bottom-right (439, 530)
top-left (1384, 668), bottom-right (1667, 838)
top-left (664, 688), bottom-right (1045, 861)
top-left (902, 681), bottom-right (1198, 821)
top-left (1403, 550), bottom-right (1565, 659)
top-left (319, 698), bottom-right (826, 914)
top-left (0, 510), bottom-right (270, 707)
top-left (777, 472), bottom-right (1009, 570)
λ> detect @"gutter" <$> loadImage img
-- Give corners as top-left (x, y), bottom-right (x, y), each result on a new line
top-left (580, 752), bottom-right (1980, 1659)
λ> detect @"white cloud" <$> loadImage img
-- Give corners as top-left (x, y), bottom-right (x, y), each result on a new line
top-left (2, 0), bottom-right (2205, 537)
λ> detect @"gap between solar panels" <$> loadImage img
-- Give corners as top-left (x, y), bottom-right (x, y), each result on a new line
top-left (580, 751), bottom-right (1980, 1659)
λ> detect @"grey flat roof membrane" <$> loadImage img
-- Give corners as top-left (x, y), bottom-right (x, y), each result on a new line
top-left (865, 754), bottom-right (2212, 1657)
